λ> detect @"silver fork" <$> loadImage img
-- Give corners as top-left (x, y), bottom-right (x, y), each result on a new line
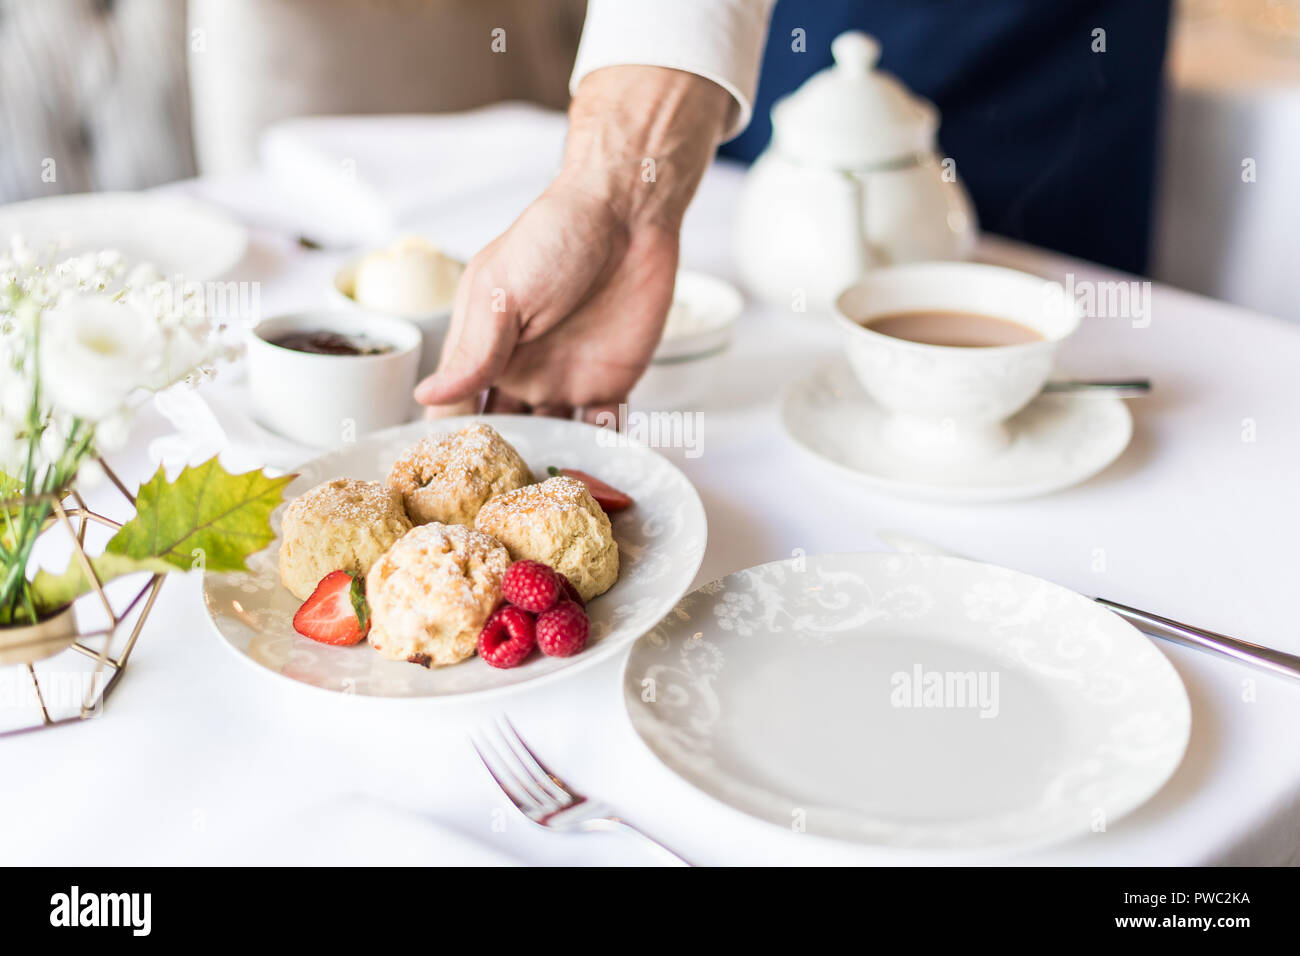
top-left (469, 716), bottom-right (693, 866)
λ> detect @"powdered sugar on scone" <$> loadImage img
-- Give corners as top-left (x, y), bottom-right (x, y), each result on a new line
top-left (386, 423), bottom-right (532, 526)
top-left (475, 476), bottom-right (618, 602)
top-left (366, 522), bottom-right (510, 666)
top-left (278, 478), bottom-right (412, 601)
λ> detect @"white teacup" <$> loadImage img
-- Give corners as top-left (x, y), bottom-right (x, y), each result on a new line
top-left (247, 311), bottom-right (421, 448)
top-left (833, 262), bottom-right (1080, 462)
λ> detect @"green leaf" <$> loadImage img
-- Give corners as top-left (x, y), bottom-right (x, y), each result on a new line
top-left (104, 457), bottom-right (294, 572)
top-left (30, 552), bottom-right (175, 614)
top-left (0, 470), bottom-right (21, 501)
top-left (30, 457), bottom-right (294, 613)
top-left (0, 470), bottom-right (21, 546)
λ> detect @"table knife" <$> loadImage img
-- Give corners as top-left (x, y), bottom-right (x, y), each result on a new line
top-left (876, 530), bottom-right (1300, 682)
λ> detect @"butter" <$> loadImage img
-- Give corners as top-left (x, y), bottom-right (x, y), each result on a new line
top-left (352, 237), bottom-right (462, 317)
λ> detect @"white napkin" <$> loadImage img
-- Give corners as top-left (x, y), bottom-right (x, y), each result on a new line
top-left (148, 385), bottom-right (316, 475)
top-left (258, 104), bottom-right (568, 246)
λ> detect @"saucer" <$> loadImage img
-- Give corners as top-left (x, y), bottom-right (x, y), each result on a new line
top-left (780, 359), bottom-right (1132, 502)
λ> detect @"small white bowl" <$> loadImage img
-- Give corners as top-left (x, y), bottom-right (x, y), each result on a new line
top-left (630, 270), bottom-right (743, 410)
top-left (247, 311), bottom-right (421, 449)
top-left (329, 255), bottom-right (460, 381)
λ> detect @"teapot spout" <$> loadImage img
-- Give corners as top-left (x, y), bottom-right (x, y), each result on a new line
top-left (832, 169), bottom-right (879, 283)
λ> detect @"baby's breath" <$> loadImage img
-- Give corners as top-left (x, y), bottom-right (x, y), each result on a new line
top-left (0, 237), bottom-right (226, 626)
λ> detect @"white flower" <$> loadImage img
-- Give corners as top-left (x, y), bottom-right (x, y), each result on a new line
top-left (94, 410), bottom-right (131, 451)
top-left (3, 239), bottom-right (223, 491)
top-left (1, 375), bottom-right (30, 424)
top-left (39, 294), bottom-right (161, 421)
top-left (7, 236), bottom-right (34, 269)
top-left (76, 457), bottom-right (105, 488)
top-left (125, 262), bottom-right (164, 290)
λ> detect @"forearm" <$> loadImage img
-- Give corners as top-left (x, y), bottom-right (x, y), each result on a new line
top-left (559, 66), bottom-right (732, 231)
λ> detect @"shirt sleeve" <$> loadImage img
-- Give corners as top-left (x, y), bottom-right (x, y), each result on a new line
top-left (569, 0), bottom-right (776, 141)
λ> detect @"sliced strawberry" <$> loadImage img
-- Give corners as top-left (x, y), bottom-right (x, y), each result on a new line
top-left (548, 466), bottom-right (634, 512)
top-left (293, 571), bottom-right (370, 646)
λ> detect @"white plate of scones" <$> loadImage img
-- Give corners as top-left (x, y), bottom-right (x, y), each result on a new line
top-left (202, 416), bottom-right (707, 699)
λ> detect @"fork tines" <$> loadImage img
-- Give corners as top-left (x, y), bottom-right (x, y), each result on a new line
top-left (469, 716), bottom-right (578, 817)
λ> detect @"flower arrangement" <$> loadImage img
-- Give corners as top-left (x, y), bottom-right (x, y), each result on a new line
top-left (0, 237), bottom-right (289, 642)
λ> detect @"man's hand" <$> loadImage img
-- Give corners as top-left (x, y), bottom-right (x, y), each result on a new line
top-left (413, 66), bottom-right (732, 421)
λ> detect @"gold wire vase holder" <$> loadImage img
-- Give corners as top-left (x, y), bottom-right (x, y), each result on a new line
top-left (0, 460), bottom-right (164, 736)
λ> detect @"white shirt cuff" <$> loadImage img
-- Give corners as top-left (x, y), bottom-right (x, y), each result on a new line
top-left (570, 0), bottom-right (776, 141)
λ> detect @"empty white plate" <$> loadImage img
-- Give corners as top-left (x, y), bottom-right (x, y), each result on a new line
top-left (0, 191), bottom-right (248, 279)
top-left (204, 416), bottom-right (707, 700)
top-left (623, 552), bottom-right (1189, 850)
top-left (781, 358), bottom-right (1133, 502)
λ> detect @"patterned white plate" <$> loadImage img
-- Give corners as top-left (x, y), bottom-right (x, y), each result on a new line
top-left (623, 552), bottom-right (1189, 850)
top-left (780, 358), bottom-right (1133, 502)
top-left (203, 416), bottom-right (707, 700)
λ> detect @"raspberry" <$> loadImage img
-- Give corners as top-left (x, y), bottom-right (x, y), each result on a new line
top-left (502, 560), bottom-right (564, 613)
top-left (557, 574), bottom-right (585, 609)
top-left (535, 601), bottom-right (589, 657)
top-left (477, 606), bottom-right (537, 668)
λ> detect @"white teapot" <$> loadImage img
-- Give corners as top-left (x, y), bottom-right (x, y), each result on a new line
top-left (734, 31), bottom-right (977, 310)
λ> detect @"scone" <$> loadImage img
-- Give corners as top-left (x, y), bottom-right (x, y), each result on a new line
top-left (366, 522), bottom-right (509, 666)
top-left (386, 423), bottom-right (532, 526)
top-left (474, 476), bottom-right (618, 602)
top-left (279, 478), bottom-right (412, 600)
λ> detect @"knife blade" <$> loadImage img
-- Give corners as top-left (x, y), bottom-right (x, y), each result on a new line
top-left (875, 530), bottom-right (1300, 682)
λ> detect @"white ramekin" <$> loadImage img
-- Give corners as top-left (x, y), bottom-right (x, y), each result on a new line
top-left (246, 311), bottom-right (421, 448)
top-left (629, 270), bottom-right (744, 410)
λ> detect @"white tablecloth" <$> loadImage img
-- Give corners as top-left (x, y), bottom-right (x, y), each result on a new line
top-left (3, 111), bottom-right (1299, 866)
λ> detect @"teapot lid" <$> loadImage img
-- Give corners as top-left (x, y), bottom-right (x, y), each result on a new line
top-left (770, 32), bottom-right (938, 168)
